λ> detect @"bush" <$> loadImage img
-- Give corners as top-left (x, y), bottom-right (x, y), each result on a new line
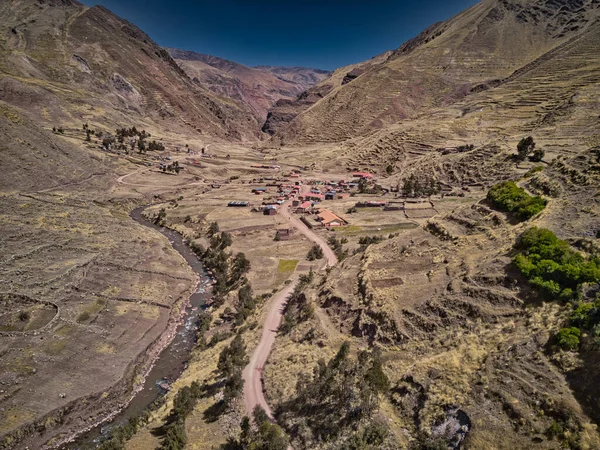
top-left (307, 244), bottom-right (324, 261)
top-left (18, 311), bottom-right (30, 322)
top-left (531, 148), bottom-right (545, 162)
top-left (556, 327), bottom-right (581, 351)
top-left (487, 181), bottom-right (547, 220)
top-left (514, 227), bottom-right (600, 301)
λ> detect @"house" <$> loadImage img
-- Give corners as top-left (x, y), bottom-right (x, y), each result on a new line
top-left (292, 200), bottom-right (300, 207)
top-left (252, 187), bottom-right (268, 194)
top-left (355, 201), bottom-right (387, 208)
top-left (296, 201), bottom-right (312, 213)
top-left (290, 173), bottom-right (300, 178)
top-left (305, 193), bottom-right (325, 202)
top-left (352, 172), bottom-right (374, 179)
top-left (325, 191), bottom-right (337, 200)
top-left (264, 205), bottom-right (277, 216)
top-left (317, 210), bottom-right (347, 227)
top-left (276, 228), bottom-right (294, 240)
top-left (227, 201), bottom-right (249, 207)
top-left (384, 201), bottom-right (404, 211)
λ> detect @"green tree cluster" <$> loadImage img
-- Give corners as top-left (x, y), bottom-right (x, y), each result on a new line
top-left (279, 343), bottom-right (390, 447)
top-left (191, 229), bottom-right (249, 300)
top-left (487, 181), bottom-right (547, 220)
top-left (402, 174), bottom-right (440, 198)
top-left (328, 236), bottom-right (348, 261)
top-left (279, 284), bottom-right (314, 335)
top-left (514, 227), bottom-right (600, 301)
top-left (220, 406), bottom-right (289, 450)
top-left (307, 244), bottom-right (324, 261)
top-left (217, 334), bottom-right (248, 406)
top-left (158, 381), bottom-right (202, 450)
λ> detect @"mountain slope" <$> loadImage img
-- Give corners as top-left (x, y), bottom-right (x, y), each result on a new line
top-left (168, 48), bottom-right (330, 120)
top-left (271, 0), bottom-right (600, 144)
top-left (0, 0), bottom-right (261, 140)
top-left (261, 50), bottom-right (393, 136)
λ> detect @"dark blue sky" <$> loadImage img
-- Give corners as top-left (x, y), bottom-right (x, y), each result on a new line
top-left (80, 0), bottom-right (480, 70)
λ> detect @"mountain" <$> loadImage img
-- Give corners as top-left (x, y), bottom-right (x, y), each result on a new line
top-left (0, 0), bottom-right (261, 140)
top-left (253, 65), bottom-right (331, 91)
top-left (270, 0), bottom-right (600, 144)
top-left (168, 49), bottom-right (330, 120)
top-left (261, 50), bottom-right (393, 136)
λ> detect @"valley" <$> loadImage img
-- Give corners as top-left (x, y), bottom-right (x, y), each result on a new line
top-left (0, 0), bottom-right (599, 449)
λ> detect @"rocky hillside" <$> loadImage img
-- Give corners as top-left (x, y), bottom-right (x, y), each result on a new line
top-left (0, 0), bottom-right (261, 140)
top-left (270, 0), bottom-right (600, 144)
top-left (168, 49), bottom-right (329, 121)
top-left (261, 50), bottom-right (392, 136)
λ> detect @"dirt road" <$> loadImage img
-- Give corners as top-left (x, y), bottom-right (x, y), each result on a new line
top-left (242, 191), bottom-right (338, 419)
top-left (242, 277), bottom-right (299, 417)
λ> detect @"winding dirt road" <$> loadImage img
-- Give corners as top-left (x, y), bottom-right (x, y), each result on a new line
top-left (242, 189), bottom-right (338, 418)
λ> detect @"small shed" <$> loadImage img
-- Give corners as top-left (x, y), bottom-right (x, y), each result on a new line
top-left (276, 228), bottom-right (294, 240)
top-left (264, 205), bottom-right (277, 216)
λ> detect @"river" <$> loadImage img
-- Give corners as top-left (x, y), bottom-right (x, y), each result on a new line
top-left (66, 206), bottom-right (211, 449)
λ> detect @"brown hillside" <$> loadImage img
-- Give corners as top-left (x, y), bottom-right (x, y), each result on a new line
top-left (0, 0), bottom-right (260, 140)
top-left (271, 0), bottom-right (600, 144)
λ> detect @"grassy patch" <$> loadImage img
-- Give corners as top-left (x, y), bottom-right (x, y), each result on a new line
top-left (278, 259), bottom-right (299, 273)
top-left (43, 339), bottom-right (67, 356)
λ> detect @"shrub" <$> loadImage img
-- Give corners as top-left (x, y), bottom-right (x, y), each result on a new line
top-left (556, 327), bottom-right (581, 351)
top-left (531, 148), bottom-right (545, 162)
top-left (18, 311), bottom-right (30, 322)
top-left (487, 181), bottom-right (547, 220)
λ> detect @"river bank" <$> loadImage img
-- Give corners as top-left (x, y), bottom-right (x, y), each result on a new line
top-left (59, 206), bottom-right (212, 449)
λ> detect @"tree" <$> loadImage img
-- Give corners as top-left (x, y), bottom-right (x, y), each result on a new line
top-left (531, 148), bottom-right (545, 162)
top-left (86, 129), bottom-right (91, 141)
top-left (207, 221), bottom-right (220, 236)
top-left (307, 244), bottom-right (324, 261)
top-left (385, 165), bottom-right (394, 175)
top-left (516, 136), bottom-right (536, 162)
top-left (218, 334), bottom-right (247, 378)
top-left (159, 420), bottom-right (186, 450)
top-left (358, 177), bottom-right (368, 193)
top-left (403, 175), bottom-right (415, 197)
top-left (231, 253), bottom-right (251, 281)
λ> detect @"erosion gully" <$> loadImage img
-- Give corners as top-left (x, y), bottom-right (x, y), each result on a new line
top-left (67, 206), bottom-right (211, 449)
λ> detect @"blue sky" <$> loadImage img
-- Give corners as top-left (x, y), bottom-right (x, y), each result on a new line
top-left (80, 0), bottom-right (480, 70)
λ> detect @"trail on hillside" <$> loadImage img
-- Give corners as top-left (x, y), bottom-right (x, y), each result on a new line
top-left (242, 188), bottom-right (338, 419)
